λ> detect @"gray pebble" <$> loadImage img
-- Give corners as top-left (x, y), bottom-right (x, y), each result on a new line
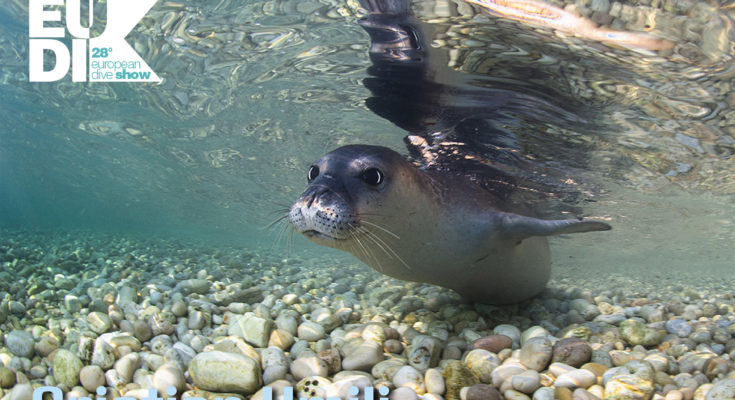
top-left (511, 370), bottom-right (541, 394)
top-left (390, 387), bottom-right (419, 400)
top-left (6, 330), bottom-right (35, 358)
top-left (519, 337), bottom-right (553, 371)
top-left (298, 321), bottom-right (326, 342)
top-left (263, 365), bottom-right (288, 385)
top-left (290, 356), bottom-right (328, 381)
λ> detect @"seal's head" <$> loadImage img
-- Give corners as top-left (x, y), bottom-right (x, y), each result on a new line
top-left (289, 144), bottom-right (429, 250)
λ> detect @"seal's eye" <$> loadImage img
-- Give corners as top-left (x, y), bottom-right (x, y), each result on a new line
top-left (361, 168), bottom-right (384, 186)
top-left (307, 165), bottom-right (319, 182)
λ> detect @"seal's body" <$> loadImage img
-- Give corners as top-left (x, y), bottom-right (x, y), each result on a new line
top-left (289, 145), bottom-right (610, 304)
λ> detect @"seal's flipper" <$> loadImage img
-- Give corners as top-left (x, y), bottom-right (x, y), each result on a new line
top-left (499, 213), bottom-right (611, 239)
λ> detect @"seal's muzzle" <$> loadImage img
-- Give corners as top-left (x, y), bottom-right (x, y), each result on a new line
top-left (289, 183), bottom-right (357, 241)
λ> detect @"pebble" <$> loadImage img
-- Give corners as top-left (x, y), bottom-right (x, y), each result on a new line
top-left (29, 365), bottom-right (46, 378)
top-left (175, 278), bottom-right (211, 295)
top-left (554, 369), bottom-right (597, 389)
top-left (290, 356), bottom-right (329, 380)
top-left (425, 368), bottom-right (445, 395)
top-left (390, 386), bottom-right (419, 400)
top-left (6, 330), bottom-right (35, 358)
top-left (705, 378), bottom-right (735, 399)
top-left (298, 321), bottom-right (326, 341)
top-left (116, 286), bottom-right (138, 307)
top-left (620, 319), bottom-right (664, 347)
top-left (35, 336), bottom-right (59, 357)
top-left (114, 353), bottom-right (140, 382)
top-left (572, 388), bottom-right (601, 400)
top-left (64, 295), bottom-right (82, 313)
top-left (505, 389), bottom-right (533, 400)
top-left (342, 340), bottom-right (384, 371)
top-left (521, 326), bottom-right (549, 346)
top-left (373, 359), bottom-right (407, 381)
top-left (153, 363), bottom-right (186, 395)
top-left (494, 325), bottom-right (522, 347)
top-left (408, 335), bottom-right (444, 371)
top-left (520, 337), bottom-right (553, 371)
top-left (269, 329), bottom-right (295, 350)
top-left (229, 314), bottom-right (274, 348)
top-left (263, 366), bottom-right (288, 384)
top-left (393, 365), bottom-right (425, 394)
top-left (464, 349), bottom-right (501, 384)
top-left (512, 370), bottom-right (541, 394)
top-left (188, 310), bottom-right (208, 330)
top-left (472, 335), bottom-right (513, 353)
top-left (443, 360), bottom-right (480, 400)
top-left (275, 314), bottom-right (299, 335)
top-left (188, 351), bottom-right (262, 394)
top-left (384, 339), bottom-right (404, 353)
top-left (0, 367), bottom-right (16, 388)
top-left (87, 311), bottom-right (112, 334)
top-left (604, 374), bottom-right (654, 399)
top-left (133, 320), bottom-right (153, 341)
top-left (171, 300), bottom-right (187, 317)
top-left (79, 365), bottom-right (105, 392)
top-left (318, 348), bottom-right (341, 374)
top-left (149, 290), bottom-right (163, 304)
top-left (491, 364), bottom-right (525, 389)
top-left (53, 349), bottom-right (83, 387)
top-left (533, 386), bottom-right (555, 400)
top-left (462, 383), bottom-right (502, 400)
top-left (552, 338), bottom-right (592, 368)
top-left (666, 319), bottom-right (693, 338)
top-left (9, 384), bottom-right (34, 400)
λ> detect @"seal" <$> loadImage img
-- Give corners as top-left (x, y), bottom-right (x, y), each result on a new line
top-left (289, 144), bottom-right (611, 304)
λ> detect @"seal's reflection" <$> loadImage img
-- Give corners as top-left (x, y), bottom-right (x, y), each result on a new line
top-left (356, 0), bottom-right (601, 215)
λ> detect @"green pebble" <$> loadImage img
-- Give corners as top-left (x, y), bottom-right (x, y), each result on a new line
top-left (0, 366), bottom-right (15, 388)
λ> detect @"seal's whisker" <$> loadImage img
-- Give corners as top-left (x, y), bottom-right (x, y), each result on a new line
top-left (356, 225), bottom-right (413, 272)
top-left (270, 217), bottom-right (290, 252)
top-left (286, 225), bottom-right (295, 256)
top-left (348, 224), bottom-right (384, 273)
top-left (360, 220), bottom-right (401, 239)
top-left (268, 206), bottom-right (291, 215)
top-left (264, 214), bottom-right (290, 230)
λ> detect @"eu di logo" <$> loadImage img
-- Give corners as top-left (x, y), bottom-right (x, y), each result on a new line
top-left (28, 0), bottom-right (161, 83)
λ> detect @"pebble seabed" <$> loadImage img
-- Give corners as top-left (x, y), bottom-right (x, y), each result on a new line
top-left (1, 231), bottom-right (735, 400)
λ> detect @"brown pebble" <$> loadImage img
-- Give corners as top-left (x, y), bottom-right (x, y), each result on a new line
top-left (466, 384), bottom-right (501, 400)
top-left (580, 363), bottom-right (608, 378)
top-left (384, 339), bottom-right (404, 354)
top-left (317, 349), bottom-right (342, 375)
top-left (573, 388), bottom-right (600, 400)
top-left (552, 338), bottom-right (592, 368)
top-left (384, 327), bottom-right (400, 341)
top-left (556, 386), bottom-right (574, 400)
top-left (471, 335), bottom-right (513, 353)
top-left (34, 337), bottom-right (59, 357)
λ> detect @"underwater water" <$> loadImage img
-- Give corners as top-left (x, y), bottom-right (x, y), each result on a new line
top-left (1, 0), bottom-right (735, 399)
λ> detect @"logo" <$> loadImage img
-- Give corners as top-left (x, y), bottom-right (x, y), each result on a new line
top-left (28, 0), bottom-right (161, 82)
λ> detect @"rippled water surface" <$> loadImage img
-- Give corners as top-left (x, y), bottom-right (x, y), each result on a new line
top-left (1, 0), bottom-right (734, 279)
